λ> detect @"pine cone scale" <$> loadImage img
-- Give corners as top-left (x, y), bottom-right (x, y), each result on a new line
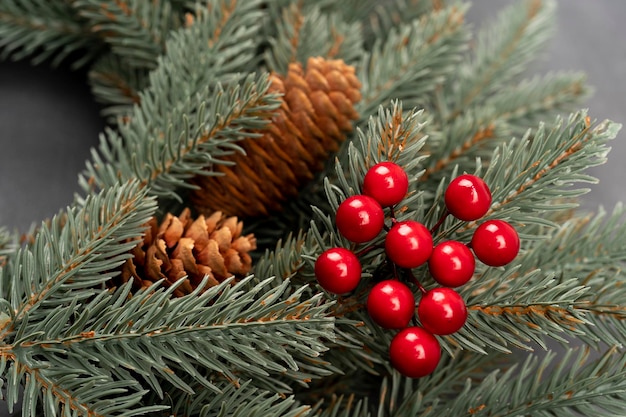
top-left (111, 209), bottom-right (256, 296)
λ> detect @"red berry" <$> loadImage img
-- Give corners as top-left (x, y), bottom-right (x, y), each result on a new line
top-left (471, 220), bottom-right (520, 267)
top-left (385, 220), bottom-right (433, 269)
top-left (363, 162), bottom-right (409, 207)
top-left (315, 248), bottom-right (362, 294)
top-left (389, 326), bottom-right (441, 378)
top-left (428, 240), bottom-right (475, 287)
top-left (418, 288), bottom-right (468, 335)
top-left (367, 280), bottom-right (415, 329)
top-left (444, 174), bottom-right (492, 221)
top-left (336, 195), bottom-right (385, 243)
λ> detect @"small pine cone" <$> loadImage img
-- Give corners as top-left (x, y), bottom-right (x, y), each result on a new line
top-left (191, 56), bottom-right (362, 218)
top-left (116, 208), bottom-right (256, 297)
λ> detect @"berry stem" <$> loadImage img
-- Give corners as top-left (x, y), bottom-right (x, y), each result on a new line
top-left (405, 269), bottom-right (427, 294)
top-left (430, 209), bottom-right (449, 235)
top-left (354, 244), bottom-right (383, 257)
top-left (391, 262), bottom-right (400, 282)
top-left (390, 207), bottom-right (399, 225)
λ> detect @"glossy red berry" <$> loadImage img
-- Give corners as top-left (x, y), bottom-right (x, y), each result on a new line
top-left (363, 162), bottom-right (409, 207)
top-left (336, 195), bottom-right (385, 243)
top-left (428, 240), bottom-right (475, 287)
top-left (315, 248), bottom-right (362, 294)
top-left (367, 280), bottom-right (415, 329)
top-left (385, 220), bottom-right (433, 269)
top-left (418, 288), bottom-right (467, 335)
top-left (389, 326), bottom-right (441, 378)
top-left (444, 174), bottom-right (492, 221)
top-left (471, 219), bottom-right (520, 267)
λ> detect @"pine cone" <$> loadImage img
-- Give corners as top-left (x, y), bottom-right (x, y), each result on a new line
top-left (115, 208), bottom-right (256, 297)
top-left (191, 56), bottom-right (362, 218)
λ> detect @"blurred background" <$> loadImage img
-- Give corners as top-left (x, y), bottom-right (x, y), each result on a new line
top-left (0, 0), bottom-right (624, 414)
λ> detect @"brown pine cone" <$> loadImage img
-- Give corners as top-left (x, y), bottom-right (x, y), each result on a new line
top-left (116, 208), bottom-right (256, 297)
top-left (191, 56), bottom-right (362, 218)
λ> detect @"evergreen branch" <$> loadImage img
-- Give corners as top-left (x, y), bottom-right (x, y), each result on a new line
top-left (0, 180), bottom-right (159, 415)
top-left (315, 0), bottom-right (379, 23)
top-left (81, 73), bottom-right (278, 201)
top-left (519, 205), bottom-right (626, 287)
top-left (357, 4), bottom-right (470, 122)
top-left (485, 71), bottom-right (590, 134)
top-left (421, 72), bottom-right (589, 184)
top-left (447, 0), bottom-right (555, 120)
top-left (379, 350), bottom-right (506, 416)
top-left (0, 0), bottom-right (100, 67)
top-left (0, 180), bottom-right (156, 334)
top-left (0, 227), bottom-right (18, 267)
top-left (477, 114), bottom-right (618, 227)
top-left (253, 231), bottom-right (312, 290)
top-left (365, 0), bottom-right (444, 48)
top-left (80, 0), bottom-right (280, 201)
top-left (9, 277), bottom-right (333, 406)
top-left (88, 51), bottom-right (149, 122)
top-left (163, 379), bottom-right (310, 417)
top-left (0, 348), bottom-right (163, 416)
top-left (419, 112), bottom-right (504, 183)
top-left (460, 269), bottom-right (590, 353)
top-left (264, 2), bottom-right (363, 74)
top-left (310, 395), bottom-right (370, 417)
top-left (444, 199), bottom-right (626, 354)
top-left (435, 347), bottom-right (626, 416)
top-left (0, 276), bottom-right (334, 414)
top-left (425, 112), bottom-right (619, 246)
top-left (70, 0), bottom-right (181, 69)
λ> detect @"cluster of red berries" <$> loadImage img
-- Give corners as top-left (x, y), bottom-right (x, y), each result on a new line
top-left (314, 162), bottom-right (521, 378)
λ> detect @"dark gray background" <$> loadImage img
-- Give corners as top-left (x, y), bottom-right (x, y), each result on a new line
top-left (0, 0), bottom-right (624, 414)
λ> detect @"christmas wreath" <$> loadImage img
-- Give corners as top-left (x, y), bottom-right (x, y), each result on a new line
top-left (0, 0), bottom-right (625, 416)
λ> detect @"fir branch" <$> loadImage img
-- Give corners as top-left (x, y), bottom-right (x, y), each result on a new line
top-left (365, 0), bottom-right (444, 48)
top-left (315, 0), bottom-right (379, 24)
top-left (460, 269), bottom-right (589, 353)
top-left (310, 395), bottom-right (370, 417)
top-left (378, 350), bottom-right (506, 416)
top-left (446, 0), bottom-right (555, 121)
top-left (519, 205), bottom-right (626, 287)
top-left (425, 112), bottom-right (619, 245)
top-left (1, 350), bottom-right (164, 416)
top-left (485, 71), bottom-right (590, 135)
top-left (0, 227), bottom-right (18, 268)
top-left (419, 109), bottom-right (505, 183)
top-left (88, 51), bottom-right (149, 122)
top-left (0, 180), bottom-right (156, 330)
top-left (0, 276), bottom-right (334, 414)
top-left (421, 72), bottom-right (589, 184)
top-left (357, 3), bottom-right (470, 122)
top-left (264, 2), bottom-right (363, 74)
top-left (0, 181), bottom-right (159, 416)
top-left (435, 347), bottom-right (626, 416)
top-left (0, 0), bottom-right (100, 67)
top-left (478, 114), bottom-right (618, 228)
top-left (70, 0), bottom-right (181, 69)
top-left (253, 231), bottom-right (312, 289)
top-left (164, 379), bottom-right (310, 417)
top-left (80, 0), bottom-right (280, 201)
